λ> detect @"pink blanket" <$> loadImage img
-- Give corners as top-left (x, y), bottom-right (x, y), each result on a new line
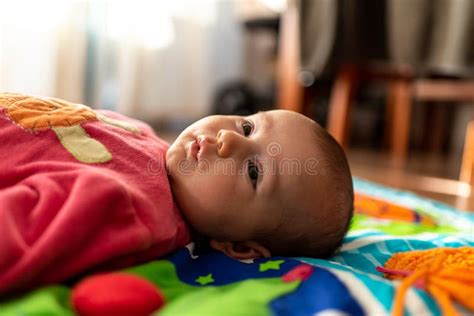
top-left (0, 94), bottom-right (191, 295)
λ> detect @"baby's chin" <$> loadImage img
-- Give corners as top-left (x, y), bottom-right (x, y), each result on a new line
top-left (165, 143), bottom-right (173, 162)
top-left (165, 144), bottom-right (179, 179)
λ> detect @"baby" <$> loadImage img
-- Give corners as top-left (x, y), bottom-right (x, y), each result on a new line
top-left (0, 93), bottom-right (353, 296)
top-left (167, 110), bottom-right (353, 259)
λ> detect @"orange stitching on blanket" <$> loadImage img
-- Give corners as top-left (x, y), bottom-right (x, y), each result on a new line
top-left (377, 247), bottom-right (474, 316)
top-left (0, 93), bottom-right (142, 164)
top-left (1, 94), bottom-right (97, 132)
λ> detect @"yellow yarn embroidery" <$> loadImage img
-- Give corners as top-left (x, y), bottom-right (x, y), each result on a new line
top-left (377, 247), bottom-right (474, 316)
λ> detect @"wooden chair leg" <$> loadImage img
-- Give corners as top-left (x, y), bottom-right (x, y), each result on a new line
top-left (384, 90), bottom-right (394, 150)
top-left (460, 121), bottom-right (474, 185)
top-left (388, 77), bottom-right (412, 165)
top-left (327, 65), bottom-right (358, 147)
top-left (276, 0), bottom-right (303, 112)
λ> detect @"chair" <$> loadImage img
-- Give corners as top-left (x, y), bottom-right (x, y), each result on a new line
top-left (276, 2), bottom-right (474, 187)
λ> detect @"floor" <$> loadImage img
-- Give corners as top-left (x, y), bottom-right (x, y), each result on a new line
top-left (348, 149), bottom-right (474, 212)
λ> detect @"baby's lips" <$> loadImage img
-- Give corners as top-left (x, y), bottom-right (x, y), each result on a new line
top-left (196, 135), bottom-right (217, 159)
top-left (197, 134), bottom-right (216, 146)
top-left (190, 139), bottom-right (200, 161)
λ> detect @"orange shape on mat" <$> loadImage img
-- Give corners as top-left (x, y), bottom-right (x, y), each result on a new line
top-left (378, 247), bottom-right (474, 316)
top-left (354, 193), bottom-right (436, 226)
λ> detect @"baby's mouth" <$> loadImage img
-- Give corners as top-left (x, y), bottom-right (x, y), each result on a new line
top-left (190, 139), bottom-right (201, 161)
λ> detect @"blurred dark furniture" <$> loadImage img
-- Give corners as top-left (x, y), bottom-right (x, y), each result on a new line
top-left (276, 0), bottom-right (474, 186)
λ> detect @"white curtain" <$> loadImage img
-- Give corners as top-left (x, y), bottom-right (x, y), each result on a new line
top-left (0, 0), bottom-right (244, 121)
top-left (0, 0), bottom-right (87, 102)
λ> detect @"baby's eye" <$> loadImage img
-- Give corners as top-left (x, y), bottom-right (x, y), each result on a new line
top-left (247, 160), bottom-right (260, 189)
top-left (241, 120), bottom-right (253, 137)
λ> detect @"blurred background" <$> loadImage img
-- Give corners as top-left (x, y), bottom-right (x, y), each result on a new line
top-left (0, 0), bottom-right (473, 210)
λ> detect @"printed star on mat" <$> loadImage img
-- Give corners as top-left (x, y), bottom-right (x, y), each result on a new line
top-left (259, 260), bottom-right (285, 272)
top-left (195, 273), bottom-right (214, 285)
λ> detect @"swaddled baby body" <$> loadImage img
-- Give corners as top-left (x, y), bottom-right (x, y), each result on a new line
top-left (0, 93), bottom-right (353, 296)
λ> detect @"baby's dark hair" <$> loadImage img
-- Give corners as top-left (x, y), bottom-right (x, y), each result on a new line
top-left (255, 122), bottom-right (354, 258)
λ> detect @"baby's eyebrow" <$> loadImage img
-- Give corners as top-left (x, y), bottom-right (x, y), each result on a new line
top-left (256, 111), bottom-right (272, 131)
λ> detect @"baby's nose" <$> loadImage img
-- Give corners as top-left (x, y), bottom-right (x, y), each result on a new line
top-left (217, 129), bottom-right (250, 158)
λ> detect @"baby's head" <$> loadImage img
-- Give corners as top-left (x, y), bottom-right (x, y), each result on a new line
top-left (166, 110), bottom-right (353, 259)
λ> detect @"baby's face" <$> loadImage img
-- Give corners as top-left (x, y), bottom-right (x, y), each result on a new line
top-left (166, 110), bottom-right (327, 242)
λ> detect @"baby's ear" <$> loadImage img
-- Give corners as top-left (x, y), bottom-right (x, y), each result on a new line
top-left (209, 240), bottom-right (271, 259)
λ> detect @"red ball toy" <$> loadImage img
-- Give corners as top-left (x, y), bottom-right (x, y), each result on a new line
top-left (71, 272), bottom-right (165, 316)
